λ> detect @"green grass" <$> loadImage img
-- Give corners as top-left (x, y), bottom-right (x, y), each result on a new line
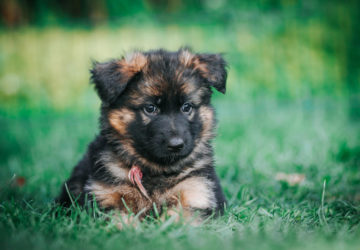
top-left (1, 97), bottom-right (360, 250)
top-left (0, 22), bottom-right (359, 250)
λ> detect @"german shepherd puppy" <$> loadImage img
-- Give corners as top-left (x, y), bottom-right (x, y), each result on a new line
top-left (56, 48), bottom-right (227, 223)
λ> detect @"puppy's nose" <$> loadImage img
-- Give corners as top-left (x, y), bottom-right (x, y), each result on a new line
top-left (167, 137), bottom-right (184, 152)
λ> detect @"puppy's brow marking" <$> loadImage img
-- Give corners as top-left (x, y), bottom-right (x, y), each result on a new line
top-left (180, 82), bottom-right (197, 95)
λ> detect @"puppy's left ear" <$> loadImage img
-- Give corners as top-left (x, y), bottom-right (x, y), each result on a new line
top-left (180, 49), bottom-right (228, 93)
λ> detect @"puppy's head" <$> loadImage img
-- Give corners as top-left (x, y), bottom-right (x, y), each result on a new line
top-left (91, 48), bottom-right (227, 166)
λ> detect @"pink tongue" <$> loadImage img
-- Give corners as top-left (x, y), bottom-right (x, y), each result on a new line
top-left (128, 165), bottom-right (151, 201)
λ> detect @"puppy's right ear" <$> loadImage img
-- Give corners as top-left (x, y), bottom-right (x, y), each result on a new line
top-left (90, 52), bottom-right (147, 104)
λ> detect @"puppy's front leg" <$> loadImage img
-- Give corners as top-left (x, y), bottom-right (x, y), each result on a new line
top-left (167, 176), bottom-right (217, 224)
top-left (86, 181), bottom-right (151, 212)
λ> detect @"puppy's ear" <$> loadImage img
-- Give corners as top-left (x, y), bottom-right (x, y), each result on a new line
top-left (179, 49), bottom-right (227, 93)
top-left (91, 52), bottom-right (147, 104)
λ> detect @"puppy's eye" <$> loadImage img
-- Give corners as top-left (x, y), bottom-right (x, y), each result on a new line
top-left (181, 103), bottom-right (193, 114)
top-left (144, 104), bottom-right (158, 115)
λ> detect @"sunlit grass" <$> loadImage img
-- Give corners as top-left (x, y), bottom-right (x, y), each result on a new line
top-left (0, 23), bottom-right (349, 109)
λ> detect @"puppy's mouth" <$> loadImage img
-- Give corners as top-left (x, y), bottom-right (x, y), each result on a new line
top-left (158, 152), bottom-right (189, 165)
top-left (146, 146), bottom-right (193, 165)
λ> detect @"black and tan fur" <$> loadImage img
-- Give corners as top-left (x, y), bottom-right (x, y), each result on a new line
top-left (56, 48), bottom-right (227, 222)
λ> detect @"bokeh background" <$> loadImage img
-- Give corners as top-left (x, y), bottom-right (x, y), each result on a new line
top-left (1, 0), bottom-right (360, 108)
top-left (1, 1), bottom-right (360, 250)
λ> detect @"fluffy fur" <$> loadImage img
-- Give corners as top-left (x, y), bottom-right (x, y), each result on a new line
top-left (56, 48), bottom-right (227, 221)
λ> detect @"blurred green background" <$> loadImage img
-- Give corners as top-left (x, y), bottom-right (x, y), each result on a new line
top-left (1, 1), bottom-right (360, 250)
top-left (1, 0), bottom-right (360, 109)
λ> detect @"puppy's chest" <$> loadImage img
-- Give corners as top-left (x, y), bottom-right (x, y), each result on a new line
top-left (88, 172), bottom-right (215, 214)
top-left (141, 174), bottom-right (181, 193)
